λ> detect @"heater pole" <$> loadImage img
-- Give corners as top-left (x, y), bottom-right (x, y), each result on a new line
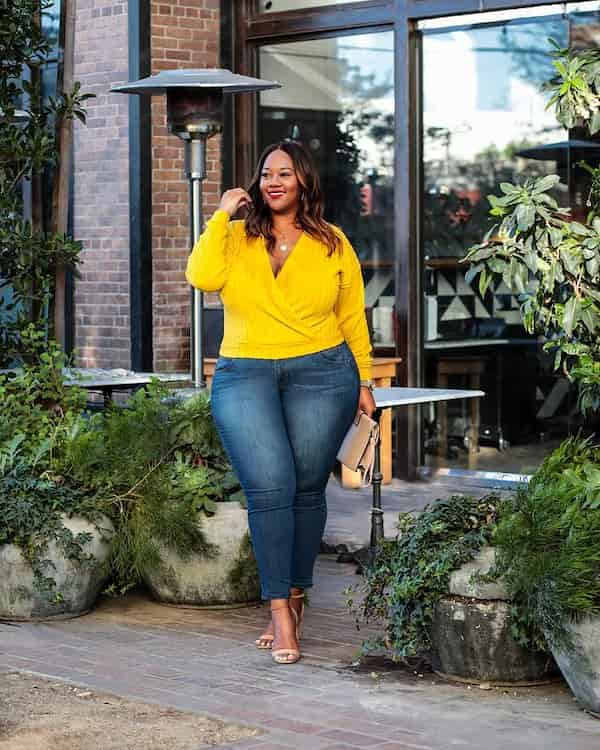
top-left (186, 134), bottom-right (207, 389)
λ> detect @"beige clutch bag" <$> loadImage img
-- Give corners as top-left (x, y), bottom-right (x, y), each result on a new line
top-left (336, 411), bottom-right (380, 486)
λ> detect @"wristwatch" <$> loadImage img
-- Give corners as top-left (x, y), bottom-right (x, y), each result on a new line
top-left (360, 379), bottom-right (375, 392)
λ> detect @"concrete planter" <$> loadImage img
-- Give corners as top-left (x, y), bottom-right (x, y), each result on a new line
top-left (0, 515), bottom-right (113, 621)
top-left (430, 546), bottom-right (556, 685)
top-left (549, 617), bottom-right (600, 717)
top-left (144, 502), bottom-right (260, 607)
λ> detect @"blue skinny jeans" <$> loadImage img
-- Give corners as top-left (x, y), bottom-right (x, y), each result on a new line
top-left (209, 342), bottom-right (360, 600)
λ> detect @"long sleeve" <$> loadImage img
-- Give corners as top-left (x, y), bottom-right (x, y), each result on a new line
top-left (185, 209), bottom-right (239, 292)
top-left (335, 235), bottom-right (373, 380)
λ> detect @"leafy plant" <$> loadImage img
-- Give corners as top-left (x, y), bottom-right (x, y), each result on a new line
top-left (0, 446), bottom-right (103, 600)
top-left (348, 494), bottom-right (504, 659)
top-left (0, 351), bottom-right (248, 598)
top-left (493, 436), bottom-right (600, 652)
top-left (0, 335), bottom-right (87, 466)
top-left (62, 385), bottom-right (246, 594)
top-left (0, 0), bottom-right (94, 363)
top-left (570, 354), bottom-right (600, 415)
top-left (464, 175), bottom-right (599, 387)
top-left (0, 339), bottom-right (103, 600)
top-left (543, 39), bottom-right (600, 133)
top-left (463, 38), bottom-right (600, 414)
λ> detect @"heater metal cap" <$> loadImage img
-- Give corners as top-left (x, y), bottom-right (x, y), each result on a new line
top-left (111, 68), bottom-right (280, 96)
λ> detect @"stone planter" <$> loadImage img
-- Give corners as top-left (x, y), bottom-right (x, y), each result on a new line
top-left (0, 515), bottom-right (113, 621)
top-left (549, 617), bottom-right (600, 717)
top-left (430, 546), bottom-right (556, 685)
top-left (144, 502), bottom-right (261, 607)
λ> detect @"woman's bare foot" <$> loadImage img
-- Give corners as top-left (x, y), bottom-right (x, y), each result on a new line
top-left (255, 619), bottom-right (274, 649)
top-left (270, 599), bottom-right (300, 664)
top-left (255, 588), bottom-right (304, 649)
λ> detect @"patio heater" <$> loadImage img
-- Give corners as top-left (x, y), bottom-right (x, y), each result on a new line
top-left (112, 69), bottom-right (280, 387)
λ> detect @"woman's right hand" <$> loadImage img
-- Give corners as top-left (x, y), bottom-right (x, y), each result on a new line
top-left (219, 188), bottom-right (253, 217)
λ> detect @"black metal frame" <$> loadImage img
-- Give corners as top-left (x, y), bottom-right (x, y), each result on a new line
top-left (128, 0), bottom-right (153, 371)
top-left (228, 0), bottom-right (569, 479)
top-left (53, 0), bottom-right (76, 355)
top-left (220, 0), bottom-right (236, 191)
top-left (65, 136), bottom-right (75, 355)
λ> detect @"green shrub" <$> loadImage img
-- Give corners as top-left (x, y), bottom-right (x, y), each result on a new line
top-left (348, 494), bottom-right (505, 659)
top-left (62, 384), bottom-right (245, 594)
top-left (0, 343), bottom-right (100, 600)
top-left (0, 350), bottom-right (246, 598)
top-left (493, 435), bottom-right (600, 652)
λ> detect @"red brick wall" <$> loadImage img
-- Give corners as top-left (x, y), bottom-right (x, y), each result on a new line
top-left (73, 0), bottom-right (131, 369)
top-left (151, 0), bottom-right (221, 373)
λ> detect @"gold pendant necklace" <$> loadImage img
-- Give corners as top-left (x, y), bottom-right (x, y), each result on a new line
top-left (279, 232), bottom-right (289, 252)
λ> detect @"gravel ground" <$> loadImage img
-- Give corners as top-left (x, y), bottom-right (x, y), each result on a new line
top-left (0, 672), bottom-right (260, 749)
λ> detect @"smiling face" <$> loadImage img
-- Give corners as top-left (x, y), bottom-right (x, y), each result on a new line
top-left (259, 149), bottom-right (301, 216)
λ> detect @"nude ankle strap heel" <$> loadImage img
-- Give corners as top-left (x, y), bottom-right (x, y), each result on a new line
top-left (289, 591), bottom-right (305, 641)
top-left (270, 602), bottom-right (300, 665)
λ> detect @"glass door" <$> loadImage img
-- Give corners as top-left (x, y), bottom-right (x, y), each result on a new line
top-left (257, 31), bottom-right (395, 353)
top-left (420, 6), bottom-right (600, 477)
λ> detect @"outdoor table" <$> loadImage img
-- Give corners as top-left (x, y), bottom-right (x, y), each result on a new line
top-left (357, 386), bottom-right (485, 567)
top-left (63, 369), bottom-right (190, 407)
top-left (0, 367), bottom-right (191, 408)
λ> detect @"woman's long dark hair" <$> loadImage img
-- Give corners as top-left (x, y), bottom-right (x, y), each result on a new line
top-left (245, 141), bottom-right (342, 257)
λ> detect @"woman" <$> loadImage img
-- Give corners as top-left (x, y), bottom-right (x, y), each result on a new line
top-left (185, 141), bottom-right (375, 665)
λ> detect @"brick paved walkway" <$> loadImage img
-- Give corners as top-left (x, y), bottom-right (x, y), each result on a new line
top-left (1, 556), bottom-right (599, 749)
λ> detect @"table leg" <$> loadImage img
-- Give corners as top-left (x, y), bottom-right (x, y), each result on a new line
top-left (468, 374), bottom-right (481, 469)
top-left (369, 408), bottom-right (384, 565)
top-left (437, 372), bottom-right (448, 466)
top-left (496, 350), bottom-right (505, 451)
top-left (379, 396), bottom-right (392, 484)
top-left (103, 387), bottom-right (113, 409)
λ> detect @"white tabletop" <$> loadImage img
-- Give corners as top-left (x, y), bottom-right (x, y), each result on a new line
top-left (424, 338), bottom-right (537, 349)
top-left (63, 370), bottom-right (190, 388)
top-left (373, 386), bottom-right (485, 408)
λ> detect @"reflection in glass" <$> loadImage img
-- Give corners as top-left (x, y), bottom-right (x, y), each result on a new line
top-left (258, 32), bottom-right (395, 349)
top-left (42, 0), bottom-right (61, 61)
top-left (423, 19), bottom-right (566, 264)
top-left (420, 14), bottom-right (599, 477)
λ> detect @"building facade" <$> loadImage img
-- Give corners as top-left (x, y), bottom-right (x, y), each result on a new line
top-left (66, 0), bottom-right (600, 479)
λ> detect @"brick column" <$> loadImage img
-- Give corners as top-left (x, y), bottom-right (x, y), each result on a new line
top-left (72, 0), bottom-right (131, 369)
top-left (151, 0), bottom-right (221, 373)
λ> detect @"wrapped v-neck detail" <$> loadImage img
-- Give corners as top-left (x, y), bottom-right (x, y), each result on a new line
top-left (265, 233), bottom-right (304, 281)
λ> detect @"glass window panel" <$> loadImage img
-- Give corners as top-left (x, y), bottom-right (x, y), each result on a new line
top-left (42, 0), bottom-right (61, 61)
top-left (259, 0), bottom-right (370, 12)
top-left (41, 62), bottom-right (58, 106)
top-left (258, 31), bottom-right (395, 349)
top-left (421, 13), bottom-right (599, 477)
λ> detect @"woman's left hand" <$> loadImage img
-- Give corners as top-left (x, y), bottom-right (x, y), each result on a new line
top-left (357, 386), bottom-right (376, 419)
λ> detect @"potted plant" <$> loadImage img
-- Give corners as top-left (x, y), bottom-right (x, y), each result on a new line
top-left (63, 384), bottom-right (260, 606)
top-left (348, 494), bottom-right (555, 684)
top-left (493, 436), bottom-right (600, 715)
top-left (145, 391), bottom-right (261, 607)
top-left (0, 340), bottom-right (114, 620)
